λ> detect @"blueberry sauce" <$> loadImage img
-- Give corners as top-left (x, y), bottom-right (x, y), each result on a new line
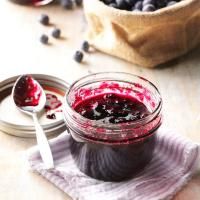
top-left (13, 75), bottom-right (42, 107)
top-left (70, 93), bottom-right (158, 181)
top-left (69, 132), bottom-right (156, 181)
top-left (70, 92), bottom-right (159, 181)
top-left (46, 113), bottom-right (56, 119)
top-left (65, 77), bottom-right (162, 182)
top-left (45, 94), bottom-right (62, 110)
top-left (74, 93), bottom-right (150, 124)
top-left (45, 93), bottom-right (62, 120)
top-left (13, 75), bottom-right (63, 120)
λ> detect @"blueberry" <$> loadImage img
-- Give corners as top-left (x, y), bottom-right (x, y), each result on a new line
top-left (40, 34), bottom-right (49, 44)
top-left (60, 0), bottom-right (73, 9)
top-left (109, 3), bottom-right (118, 8)
top-left (125, 0), bottom-right (137, 7)
top-left (143, 0), bottom-right (155, 6)
top-left (75, 0), bottom-right (82, 6)
top-left (116, 0), bottom-right (129, 9)
top-left (39, 14), bottom-right (49, 26)
top-left (52, 28), bottom-right (61, 38)
top-left (142, 4), bottom-right (156, 11)
top-left (134, 1), bottom-right (143, 10)
top-left (156, 0), bottom-right (167, 8)
top-left (104, 0), bottom-right (115, 4)
top-left (167, 1), bottom-right (177, 6)
top-left (81, 41), bottom-right (90, 52)
top-left (74, 51), bottom-right (84, 63)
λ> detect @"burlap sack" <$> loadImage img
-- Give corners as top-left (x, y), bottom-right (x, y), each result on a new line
top-left (84, 0), bottom-right (200, 67)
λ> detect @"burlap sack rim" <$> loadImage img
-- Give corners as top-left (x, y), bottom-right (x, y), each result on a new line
top-left (84, 0), bottom-right (200, 25)
top-left (86, 0), bottom-right (198, 21)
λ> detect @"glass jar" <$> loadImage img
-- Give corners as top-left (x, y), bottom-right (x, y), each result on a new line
top-left (9, 0), bottom-right (54, 6)
top-left (63, 72), bottom-right (162, 182)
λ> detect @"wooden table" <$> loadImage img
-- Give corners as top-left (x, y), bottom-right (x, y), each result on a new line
top-left (0, 1), bottom-right (200, 199)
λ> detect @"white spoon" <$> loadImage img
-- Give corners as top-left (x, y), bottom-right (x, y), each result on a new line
top-left (12, 75), bottom-right (54, 169)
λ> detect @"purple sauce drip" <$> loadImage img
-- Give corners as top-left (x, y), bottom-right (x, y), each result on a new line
top-left (45, 93), bottom-right (62, 120)
top-left (46, 113), bottom-right (56, 120)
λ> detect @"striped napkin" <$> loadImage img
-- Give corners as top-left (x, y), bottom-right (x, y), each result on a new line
top-left (28, 129), bottom-right (200, 200)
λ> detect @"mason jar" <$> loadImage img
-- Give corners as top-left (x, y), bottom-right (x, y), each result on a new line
top-left (63, 72), bottom-right (162, 182)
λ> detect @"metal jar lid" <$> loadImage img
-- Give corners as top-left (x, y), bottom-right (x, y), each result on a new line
top-left (0, 74), bottom-right (69, 138)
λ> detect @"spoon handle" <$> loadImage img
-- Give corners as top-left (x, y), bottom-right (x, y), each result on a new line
top-left (32, 113), bottom-right (54, 169)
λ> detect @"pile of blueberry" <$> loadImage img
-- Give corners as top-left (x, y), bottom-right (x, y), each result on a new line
top-left (100, 0), bottom-right (182, 12)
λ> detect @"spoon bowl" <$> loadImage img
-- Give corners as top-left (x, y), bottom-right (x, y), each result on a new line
top-left (12, 75), bottom-right (46, 114)
top-left (12, 75), bottom-right (54, 169)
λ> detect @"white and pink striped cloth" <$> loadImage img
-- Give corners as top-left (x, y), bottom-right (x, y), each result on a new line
top-left (28, 129), bottom-right (200, 200)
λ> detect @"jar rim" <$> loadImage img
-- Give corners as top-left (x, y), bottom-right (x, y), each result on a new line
top-left (64, 72), bottom-right (162, 132)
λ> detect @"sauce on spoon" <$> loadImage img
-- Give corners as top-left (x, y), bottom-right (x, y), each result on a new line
top-left (13, 75), bottom-right (42, 107)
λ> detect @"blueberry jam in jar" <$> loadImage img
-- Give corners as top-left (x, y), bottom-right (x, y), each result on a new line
top-left (63, 72), bottom-right (162, 182)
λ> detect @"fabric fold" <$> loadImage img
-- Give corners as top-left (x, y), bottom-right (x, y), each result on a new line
top-left (28, 129), bottom-right (200, 200)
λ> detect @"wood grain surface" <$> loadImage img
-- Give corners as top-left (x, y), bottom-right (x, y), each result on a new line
top-left (0, 1), bottom-right (200, 199)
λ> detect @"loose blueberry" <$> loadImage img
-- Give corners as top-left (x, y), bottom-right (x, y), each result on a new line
top-left (74, 51), bottom-right (84, 63)
top-left (52, 28), bottom-right (61, 38)
top-left (40, 34), bottom-right (49, 44)
top-left (60, 0), bottom-right (73, 9)
top-left (81, 41), bottom-right (90, 52)
top-left (39, 14), bottom-right (49, 26)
